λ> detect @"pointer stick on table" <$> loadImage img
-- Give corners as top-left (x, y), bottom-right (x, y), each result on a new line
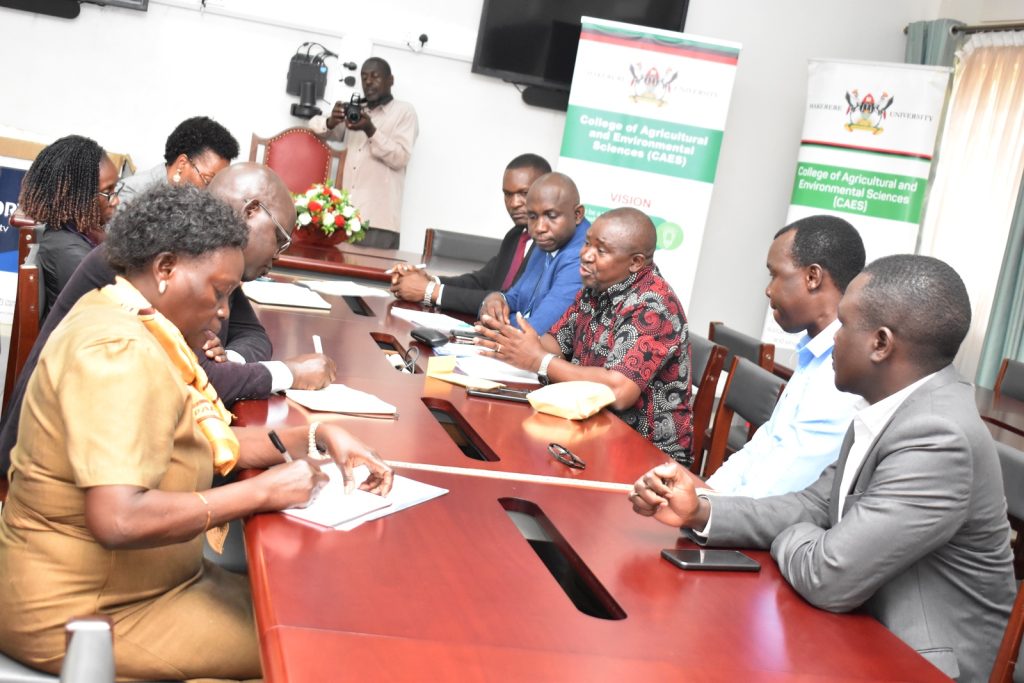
top-left (313, 335), bottom-right (323, 355)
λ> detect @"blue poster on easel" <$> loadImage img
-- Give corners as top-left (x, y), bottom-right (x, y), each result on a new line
top-left (0, 162), bottom-right (28, 323)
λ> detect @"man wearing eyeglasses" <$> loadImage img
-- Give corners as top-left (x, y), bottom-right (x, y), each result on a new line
top-left (0, 164), bottom-right (337, 473)
top-left (116, 116), bottom-right (239, 208)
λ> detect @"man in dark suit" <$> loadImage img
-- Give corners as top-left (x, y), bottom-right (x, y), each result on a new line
top-left (0, 163), bottom-right (336, 471)
top-left (387, 153), bottom-right (551, 315)
top-left (631, 255), bottom-right (1015, 682)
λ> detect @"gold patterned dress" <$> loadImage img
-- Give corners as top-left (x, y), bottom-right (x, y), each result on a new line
top-left (0, 290), bottom-right (260, 681)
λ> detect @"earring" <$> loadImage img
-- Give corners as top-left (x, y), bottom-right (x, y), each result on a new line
top-left (158, 280), bottom-right (167, 295)
top-left (172, 169), bottom-right (182, 184)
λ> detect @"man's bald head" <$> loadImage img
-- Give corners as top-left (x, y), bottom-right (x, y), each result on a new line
top-left (597, 207), bottom-right (657, 260)
top-left (208, 162), bottom-right (295, 280)
top-left (527, 172), bottom-right (581, 206)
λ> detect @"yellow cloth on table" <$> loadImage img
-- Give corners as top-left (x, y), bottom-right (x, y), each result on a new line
top-left (527, 381), bottom-right (616, 420)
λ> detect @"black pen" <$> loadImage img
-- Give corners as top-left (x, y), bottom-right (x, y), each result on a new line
top-left (267, 430), bottom-right (294, 462)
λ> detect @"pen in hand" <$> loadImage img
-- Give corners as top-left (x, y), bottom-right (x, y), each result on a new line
top-left (267, 430), bottom-right (294, 462)
top-left (313, 334), bottom-right (323, 355)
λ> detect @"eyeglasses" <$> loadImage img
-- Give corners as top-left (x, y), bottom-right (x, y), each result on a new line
top-left (188, 158), bottom-right (216, 187)
top-left (96, 181), bottom-right (123, 204)
top-left (243, 198), bottom-right (292, 256)
top-left (547, 443), bottom-right (586, 470)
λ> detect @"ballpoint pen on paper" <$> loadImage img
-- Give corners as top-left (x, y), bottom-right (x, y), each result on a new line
top-left (384, 263), bottom-right (427, 275)
top-left (313, 334), bottom-right (323, 355)
top-left (267, 430), bottom-right (294, 462)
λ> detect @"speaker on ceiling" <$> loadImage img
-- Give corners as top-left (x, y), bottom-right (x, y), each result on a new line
top-left (0, 0), bottom-right (80, 18)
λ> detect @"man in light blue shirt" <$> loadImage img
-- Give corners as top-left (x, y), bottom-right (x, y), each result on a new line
top-left (478, 172), bottom-right (588, 335)
top-left (703, 215), bottom-right (866, 497)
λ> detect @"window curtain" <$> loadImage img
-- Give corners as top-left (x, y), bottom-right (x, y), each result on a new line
top-left (905, 19), bottom-right (965, 66)
top-left (916, 31), bottom-right (1024, 382)
top-left (977, 175), bottom-right (1024, 388)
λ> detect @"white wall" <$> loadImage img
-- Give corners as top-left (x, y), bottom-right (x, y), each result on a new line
top-left (3, 0), bottom-right (1016, 339)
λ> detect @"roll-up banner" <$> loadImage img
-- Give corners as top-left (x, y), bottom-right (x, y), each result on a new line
top-left (558, 17), bottom-right (741, 309)
top-left (763, 58), bottom-right (951, 347)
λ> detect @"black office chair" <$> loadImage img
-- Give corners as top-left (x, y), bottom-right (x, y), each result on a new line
top-left (996, 359), bottom-right (1024, 402)
top-left (708, 321), bottom-right (775, 372)
top-left (421, 228), bottom-right (502, 266)
top-left (689, 334), bottom-right (727, 474)
top-left (702, 357), bottom-right (786, 478)
top-left (996, 441), bottom-right (1024, 580)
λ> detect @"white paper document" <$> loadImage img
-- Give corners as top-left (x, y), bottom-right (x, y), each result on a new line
top-left (281, 464), bottom-right (392, 528)
top-left (388, 307), bottom-right (467, 330)
top-left (301, 279), bottom-right (391, 297)
top-left (432, 341), bottom-right (489, 358)
top-left (455, 355), bottom-right (541, 385)
top-left (282, 464), bottom-right (448, 531)
top-left (285, 384), bottom-right (397, 415)
top-left (242, 281), bottom-right (331, 310)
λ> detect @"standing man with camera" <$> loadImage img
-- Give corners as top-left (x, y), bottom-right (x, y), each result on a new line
top-left (310, 57), bottom-right (418, 248)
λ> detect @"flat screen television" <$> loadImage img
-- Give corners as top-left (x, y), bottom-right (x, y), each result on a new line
top-left (472, 0), bottom-right (689, 94)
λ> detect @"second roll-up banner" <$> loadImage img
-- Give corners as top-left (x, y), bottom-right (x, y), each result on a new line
top-left (764, 58), bottom-right (952, 348)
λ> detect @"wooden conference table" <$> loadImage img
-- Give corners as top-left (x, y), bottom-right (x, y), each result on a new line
top-left (232, 247), bottom-right (947, 682)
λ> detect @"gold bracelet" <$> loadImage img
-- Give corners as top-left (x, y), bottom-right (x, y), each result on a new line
top-left (308, 421), bottom-right (325, 459)
top-left (194, 491), bottom-right (212, 533)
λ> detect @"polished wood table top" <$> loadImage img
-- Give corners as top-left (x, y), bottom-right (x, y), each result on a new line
top-left (238, 263), bottom-right (945, 682)
top-left (274, 241), bottom-right (482, 281)
top-left (244, 470), bottom-right (947, 682)
top-left (976, 385), bottom-right (1024, 438)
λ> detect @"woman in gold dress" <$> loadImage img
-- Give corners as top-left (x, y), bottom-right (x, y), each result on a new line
top-left (0, 183), bottom-right (392, 681)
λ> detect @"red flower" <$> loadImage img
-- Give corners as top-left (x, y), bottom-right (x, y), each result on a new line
top-left (312, 214), bottom-right (321, 225)
top-left (334, 215), bottom-right (346, 227)
top-left (308, 199), bottom-right (323, 213)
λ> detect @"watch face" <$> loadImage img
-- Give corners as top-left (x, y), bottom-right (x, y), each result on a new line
top-left (538, 374), bottom-right (550, 386)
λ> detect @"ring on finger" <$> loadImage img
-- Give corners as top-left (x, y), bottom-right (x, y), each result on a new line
top-left (496, 343), bottom-right (502, 354)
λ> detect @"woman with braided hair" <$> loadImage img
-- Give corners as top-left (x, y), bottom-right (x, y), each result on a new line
top-left (19, 134), bottom-right (120, 318)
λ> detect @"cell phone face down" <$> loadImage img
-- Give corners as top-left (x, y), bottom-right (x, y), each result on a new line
top-left (410, 326), bottom-right (449, 347)
top-left (466, 387), bottom-right (531, 403)
top-left (660, 548), bottom-right (761, 572)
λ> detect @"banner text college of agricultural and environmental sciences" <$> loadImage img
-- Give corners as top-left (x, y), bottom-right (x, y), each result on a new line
top-left (558, 17), bottom-right (741, 309)
top-left (764, 58), bottom-right (950, 346)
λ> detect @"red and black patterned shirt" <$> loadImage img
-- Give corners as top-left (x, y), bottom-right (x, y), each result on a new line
top-left (549, 264), bottom-right (693, 465)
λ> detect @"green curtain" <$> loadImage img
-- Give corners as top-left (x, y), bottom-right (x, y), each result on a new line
top-left (977, 173), bottom-right (1024, 388)
top-left (905, 19), bottom-right (965, 66)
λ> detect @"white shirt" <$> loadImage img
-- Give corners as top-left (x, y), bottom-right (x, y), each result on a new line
top-left (835, 371), bottom-right (938, 520)
top-left (706, 320), bottom-right (860, 497)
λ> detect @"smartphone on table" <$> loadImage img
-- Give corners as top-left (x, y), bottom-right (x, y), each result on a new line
top-left (661, 548), bottom-right (760, 572)
top-left (466, 387), bottom-right (531, 403)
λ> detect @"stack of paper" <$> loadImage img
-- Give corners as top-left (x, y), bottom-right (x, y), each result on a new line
top-left (285, 384), bottom-right (397, 416)
top-left (455, 355), bottom-right (541, 385)
top-left (301, 280), bottom-right (392, 297)
top-left (388, 307), bottom-right (466, 330)
top-left (282, 464), bottom-right (448, 531)
top-left (242, 281), bottom-right (331, 310)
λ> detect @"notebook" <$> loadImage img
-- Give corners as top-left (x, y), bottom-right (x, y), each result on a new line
top-left (242, 281), bottom-right (331, 310)
top-left (285, 384), bottom-right (397, 416)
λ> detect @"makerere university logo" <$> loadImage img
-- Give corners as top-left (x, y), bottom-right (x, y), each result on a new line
top-left (628, 63), bottom-right (677, 106)
top-left (843, 89), bottom-right (895, 135)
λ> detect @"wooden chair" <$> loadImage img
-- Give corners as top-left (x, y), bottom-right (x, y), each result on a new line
top-left (2, 226), bottom-right (44, 418)
top-left (991, 581), bottom-right (1024, 683)
top-left (987, 441), bottom-right (1024, 683)
top-left (708, 321), bottom-right (775, 372)
top-left (688, 333), bottom-right (727, 474)
top-left (702, 357), bottom-right (786, 478)
top-left (249, 128), bottom-right (345, 194)
top-left (421, 228), bottom-right (503, 265)
top-left (995, 358), bottom-right (1024, 402)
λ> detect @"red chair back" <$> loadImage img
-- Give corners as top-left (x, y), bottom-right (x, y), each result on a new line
top-left (249, 128), bottom-right (345, 194)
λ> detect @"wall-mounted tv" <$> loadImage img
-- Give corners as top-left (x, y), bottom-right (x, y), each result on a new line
top-left (472, 0), bottom-right (689, 95)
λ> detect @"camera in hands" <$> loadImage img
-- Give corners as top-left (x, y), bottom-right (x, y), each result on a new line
top-left (344, 94), bottom-right (366, 123)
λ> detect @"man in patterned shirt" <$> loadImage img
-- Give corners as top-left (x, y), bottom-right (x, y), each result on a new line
top-left (478, 207), bottom-right (692, 464)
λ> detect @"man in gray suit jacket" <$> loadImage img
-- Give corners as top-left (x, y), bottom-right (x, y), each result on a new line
top-left (631, 255), bottom-right (1015, 682)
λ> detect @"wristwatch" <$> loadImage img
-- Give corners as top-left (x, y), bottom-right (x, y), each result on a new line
top-left (537, 353), bottom-right (557, 385)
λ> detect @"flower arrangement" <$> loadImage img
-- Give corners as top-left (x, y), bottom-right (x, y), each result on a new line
top-left (293, 181), bottom-right (366, 243)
